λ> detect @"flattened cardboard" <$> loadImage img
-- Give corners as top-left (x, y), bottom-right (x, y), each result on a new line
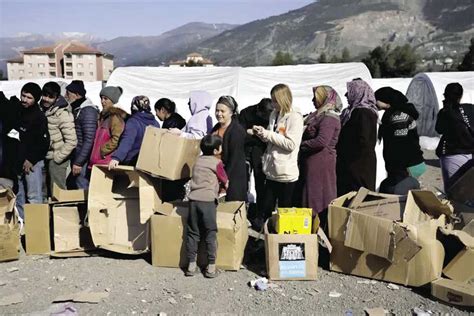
top-left (151, 201), bottom-right (248, 270)
top-left (448, 166), bottom-right (474, 203)
top-left (431, 278), bottom-right (474, 307)
top-left (52, 183), bottom-right (87, 202)
top-left (0, 189), bottom-right (19, 262)
top-left (136, 126), bottom-right (201, 180)
top-left (88, 165), bottom-right (159, 254)
top-left (438, 227), bottom-right (474, 283)
top-left (265, 216), bottom-right (318, 281)
top-left (24, 204), bottom-right (51, 255)
top-left (329, 190), bottom-right (449, 286)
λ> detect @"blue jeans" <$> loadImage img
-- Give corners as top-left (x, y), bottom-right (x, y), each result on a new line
top-left (16, 160), bottom-right (45, 220)
top-left (66, 164), bottom-right (90, 190)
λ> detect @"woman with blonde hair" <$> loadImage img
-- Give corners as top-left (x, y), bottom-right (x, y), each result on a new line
top-left (252, 83), bottom-right (304, 230)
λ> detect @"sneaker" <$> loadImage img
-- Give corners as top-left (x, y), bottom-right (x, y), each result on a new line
top-left (204, 264), bottom-right (218, 278)
top-left (185, 262), bottom-right (198, 277)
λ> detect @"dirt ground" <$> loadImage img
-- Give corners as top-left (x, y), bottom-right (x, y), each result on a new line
top-left (0, 150), bottom-right (471, 315)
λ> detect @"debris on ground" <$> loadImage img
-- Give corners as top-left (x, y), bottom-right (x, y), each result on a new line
top-left (0, 293), bottom-right (24, 306)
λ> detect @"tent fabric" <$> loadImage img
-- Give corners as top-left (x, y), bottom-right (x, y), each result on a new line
top-left (106, 62), bottom-right (373, 120)
top-left (406, 71), bottom-right (474, 137)
top-left (0, 79), bottom-right (103, 108)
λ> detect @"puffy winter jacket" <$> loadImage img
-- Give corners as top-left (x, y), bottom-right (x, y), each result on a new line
top-left (71, 98), bottom-right (99, 166)
top-left (43, 95), bottom-right (77, 164)
top-left (112, 111), bottom-right (159, 164)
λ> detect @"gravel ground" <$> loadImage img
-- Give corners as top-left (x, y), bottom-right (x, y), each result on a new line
top-left (0, 150), bottom-right (472, 315)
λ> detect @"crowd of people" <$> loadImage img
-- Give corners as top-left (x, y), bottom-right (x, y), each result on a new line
top-left (0, 78), bottom-right (472, 277)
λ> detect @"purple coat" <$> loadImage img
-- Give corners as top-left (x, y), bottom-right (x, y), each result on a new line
top-left (300, 112), bottom-right (341, 215)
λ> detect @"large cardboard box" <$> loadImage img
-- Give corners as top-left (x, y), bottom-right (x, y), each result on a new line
top-left (448, 166), bottom-right (474, 228)
top-left (24, 187), bottom-right (94, 256)
top-left (136, 126), bottom-right (201, 180)
top-left (88, 165), bottom-right (164, 254)
top-left (431, 278), bottom-right (474, 307)
top-left (0, 189), bottom-right (19, 262)
top-left (329, 190), bottom-right (452, 286)
top-left (150, 201), bottom-right (248, 270)
top-left (265, 215), bottom-right (319, 281)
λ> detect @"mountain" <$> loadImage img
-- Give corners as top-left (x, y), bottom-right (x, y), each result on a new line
top-left (95, 22), bottom-right (238, 66)
top-left (179, 0), bottom-right (474, 66)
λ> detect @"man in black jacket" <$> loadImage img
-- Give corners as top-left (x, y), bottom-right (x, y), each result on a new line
top-left (65, 80), bottom-right (99, 189)
top-left (1, 83), bottom-right (50, 220)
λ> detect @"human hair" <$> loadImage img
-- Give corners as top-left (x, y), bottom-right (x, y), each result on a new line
top-left (217, 95), bottom-right (238, 115)
top-left (270, 83), bottom-right (292, 115)
top-left (155, 98), bottom-right (176, 113)
top-left (444, 82), bottom-right (463, 104)
top-left (200, 134), bottom-right (222, 156)
top-left (42, 81), bottom-right (61, 98)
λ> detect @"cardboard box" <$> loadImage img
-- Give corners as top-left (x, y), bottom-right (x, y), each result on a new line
top-left (136, 126), bottom-right (201, 180)
top-left (150, 201), bottom-right (248, 270)
top-left (276, 208), bottom-right (312, 235)
top-left (0, 189), bottom-right (19, 262)
top-left (437, 226), bottom-right (474, 283)
top-left (88, 165), bottom-right (164, 254)
top-left (431, 278), bottom-right (474, 307)
top-left (24, 189), bottom-right (94, 257)
top-left (265, 216), bottom-right (318, 281)
top-left (329, 190), bottom-right (452, 286)
top-left (53, 183), bottom-right (87, 202)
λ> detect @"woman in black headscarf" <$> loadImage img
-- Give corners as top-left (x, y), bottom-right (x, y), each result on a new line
top-left (375, 87), bottom-right (425, 194)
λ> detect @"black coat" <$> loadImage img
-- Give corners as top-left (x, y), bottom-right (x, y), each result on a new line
top-left (336, 108), bottom-right (378, 195)
top-left (212, 118), bottom-right (247, 202)
top-left (0, 93), bottom-right (49, 171)
top-left (379, 103), bottom-right (424, 174)
top-left (0, 92), bottom-right (21, 179)
top-left (71, 98), bottom-right (99, 166)
top-left (435, 103), bottom-right (474, 156)
top-left (238, 104), bottom-right (270, 160)
top-left (162, 112), bottom-right (186, 130)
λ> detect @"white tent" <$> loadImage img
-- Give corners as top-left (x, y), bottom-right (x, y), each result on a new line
top-left (371, 78), bottom-right (412, 94)
top-left (0, 78), bottom-right (103, 107)
top-left (106, 62), bottom-right (373, 119)
top-left (406, 71), bottom-right (474, 136)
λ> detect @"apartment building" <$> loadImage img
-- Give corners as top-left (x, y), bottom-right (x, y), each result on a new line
top-left (7, 41), bottom-right (114, 81)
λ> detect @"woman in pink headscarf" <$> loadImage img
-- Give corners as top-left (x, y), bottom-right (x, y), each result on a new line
top-left (336, 79), bottom-right (378, 195)
top-left (299, 85), bottom-right (341, 230)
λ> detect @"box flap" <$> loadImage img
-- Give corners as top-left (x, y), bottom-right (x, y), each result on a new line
top-left (0, 191), bottom-right (20, 263)
top-left (52, 184), bottom-right (87, 202)
top-left (448, 166), bottom-right (474, 203)
top-left (403, 191), bottom-right (453, 225)
top-left (348, 187), bottom-right (399, 209)
top-left (438, 227), bottom-right (474, 282)
top-left (24, 204), bottom-right (51, 255)
top-left (343, 211), bottom-right (421, 262)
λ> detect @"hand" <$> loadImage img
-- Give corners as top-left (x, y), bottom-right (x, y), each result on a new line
top-left (23, 160), bottom-right (34, 174)
top-left (108, 159), bottom-right (119, 170)
top-left (168, 128), bottom-right (182, 135)
top-left (246, 128), bottom-right (254, 136)
top-left (253, 125), bottom-right (266, 138)
top-left (72, 164), bottom-right (83, 176)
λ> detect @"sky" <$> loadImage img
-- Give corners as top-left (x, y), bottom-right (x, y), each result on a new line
top-left (0, 0), bottom-right (314, 39)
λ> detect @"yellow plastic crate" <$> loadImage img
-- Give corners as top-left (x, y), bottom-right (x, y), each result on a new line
top-left (276, 208), bottom-right (312, 235)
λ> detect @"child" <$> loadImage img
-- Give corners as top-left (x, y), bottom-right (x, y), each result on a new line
top-left (186, 134), bottom-right (228, 278)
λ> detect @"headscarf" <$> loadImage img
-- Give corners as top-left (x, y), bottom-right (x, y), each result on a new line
top-left (340, 79), bottom-right (378, 126)
top-left (131, 95), bottom-right (151, 114)
top-left (313, 85), bottom-right (342, 115)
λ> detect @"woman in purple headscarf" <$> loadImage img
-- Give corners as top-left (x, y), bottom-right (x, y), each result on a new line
top-left (336, 79), bottom-right (378, 195)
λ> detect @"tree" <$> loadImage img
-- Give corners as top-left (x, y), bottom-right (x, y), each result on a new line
top-left (341, 47), bottom-right (351, 62)
top-left (458, 38), bottom-right (474, 71)
top-left (318, 52), bottom-right (327, 63)
top-left (272, 51), bottom-right (294, 66)
top-left (362, 44), bottom-right (419, 78)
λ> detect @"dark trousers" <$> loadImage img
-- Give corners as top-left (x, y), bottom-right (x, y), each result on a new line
top-left (259, 179), bottom-right (296, 221)
top-left (186, 200), bottom-right (218, 264)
